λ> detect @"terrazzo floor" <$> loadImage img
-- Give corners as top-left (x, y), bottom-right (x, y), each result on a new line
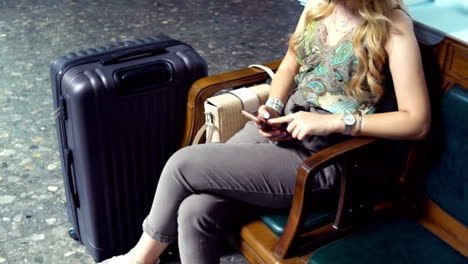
top-left (0, 0), bottom-right (302, 263)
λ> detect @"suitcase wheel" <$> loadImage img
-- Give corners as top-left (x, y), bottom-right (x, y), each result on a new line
top-left (68, 228), bottom-right (79, 241)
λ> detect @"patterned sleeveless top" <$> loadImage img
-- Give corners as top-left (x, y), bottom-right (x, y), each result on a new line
top-left (295, 19), bottom-right (376, 114)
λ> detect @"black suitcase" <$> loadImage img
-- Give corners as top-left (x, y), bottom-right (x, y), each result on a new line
top-left (50, 36), bottom-right (207, 262)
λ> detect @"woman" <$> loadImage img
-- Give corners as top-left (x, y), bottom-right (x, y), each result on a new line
top-left (100, 0), bottom-right (430, 263)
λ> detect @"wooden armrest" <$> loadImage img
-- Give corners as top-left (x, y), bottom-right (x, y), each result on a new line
top-left (180, 59), bottom-right (282, 147)
top-left (274, 137), bottom-right (380, 258)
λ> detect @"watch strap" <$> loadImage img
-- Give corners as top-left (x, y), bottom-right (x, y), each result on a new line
top-left (344, 124), bottom-right (353, 135)
top-left (356, 112), bottom-right (363, 136)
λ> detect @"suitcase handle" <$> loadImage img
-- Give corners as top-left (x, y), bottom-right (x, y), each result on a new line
top-left (100, 47), bottom-right (168, 65)
top-left (66, 150), bottom-right (80, 208)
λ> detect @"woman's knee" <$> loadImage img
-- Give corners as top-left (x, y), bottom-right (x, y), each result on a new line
top-left (161, 144), bottom-right (224, 188)
top-left (164, 146), bottom-right (194, 171)
top-left (161, 146), bottom-right (201, 181)
top-left (163, 145), bottom-right (211, 173)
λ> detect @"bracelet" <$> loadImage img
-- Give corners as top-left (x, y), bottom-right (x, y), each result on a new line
top-left (356, 112), bottom-right (363, 136)
top-left (265, 97), bottom-right (284, 114)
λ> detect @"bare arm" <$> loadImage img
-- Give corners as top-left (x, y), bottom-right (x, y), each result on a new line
top-left (269, 10), bottom-right (431, 141)
top-left (267, 49), bottom-right (299, 105)
top-left (266, 0), bottom-right (320, 104)
top-left (257, 0), bottom-right (321, 140)
top-left (351, 10), bottom-right (430, 140)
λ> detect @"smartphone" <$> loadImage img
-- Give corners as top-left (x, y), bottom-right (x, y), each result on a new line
top-left (240, 110), bottom-right (288, 133)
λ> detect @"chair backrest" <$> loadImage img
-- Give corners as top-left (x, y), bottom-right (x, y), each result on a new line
top-left (424, 85), bottom-right (468, 225)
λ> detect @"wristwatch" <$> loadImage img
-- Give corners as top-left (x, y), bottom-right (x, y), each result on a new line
top-left (342, 114), bottom-right (356, 135)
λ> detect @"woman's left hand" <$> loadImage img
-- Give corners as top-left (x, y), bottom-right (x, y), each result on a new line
top-left (267, 111), bottom-right (340, 140)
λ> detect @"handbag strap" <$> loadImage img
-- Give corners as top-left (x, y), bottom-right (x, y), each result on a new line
top-left (248, 64), bottom-right (275, 79)
top-left (193, 123), bottom-right (209, 145)
top-left (229, 87), bottom-right (261, 113)
top-left (192, 112), bottom-right (217, 145)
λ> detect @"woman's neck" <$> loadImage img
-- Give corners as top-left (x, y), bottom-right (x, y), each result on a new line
top-left (330, 0), bottom-right (362, 28)
top-left (333, 0), bottom-right (360, 10)
top-left (319, 0), bottom-right (362, 46)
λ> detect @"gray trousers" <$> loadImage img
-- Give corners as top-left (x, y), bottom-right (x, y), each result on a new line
top-left (142, 91), bottom-right (343, 264)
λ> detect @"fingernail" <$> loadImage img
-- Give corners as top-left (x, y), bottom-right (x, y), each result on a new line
top-left (263, 112), bottom-right (270, 119)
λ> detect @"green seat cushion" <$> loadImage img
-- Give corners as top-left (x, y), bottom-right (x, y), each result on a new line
top-left (261, 210), bottom-right (335, 237)
top-left (309, 218), bottom-right (466, 264)
top-left (425, 86), bottom-right (468, 226)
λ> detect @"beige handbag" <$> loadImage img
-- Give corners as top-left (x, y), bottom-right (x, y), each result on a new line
top-left (192, 65), bottom-right (274, 144)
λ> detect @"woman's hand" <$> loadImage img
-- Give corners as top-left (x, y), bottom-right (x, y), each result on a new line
top-left (257, 105), bottom-right (281, 120)
top-left (268, 111), bottom-right (341, 140)
top-left (256, 105), bottom-right (291, 141)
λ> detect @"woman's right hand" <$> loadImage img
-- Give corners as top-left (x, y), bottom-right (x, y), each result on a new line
top-left (256, 105), bottom-right (291, 141)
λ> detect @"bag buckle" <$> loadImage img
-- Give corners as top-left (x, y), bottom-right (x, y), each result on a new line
top-left (205, 112), bottom-right (214, 124)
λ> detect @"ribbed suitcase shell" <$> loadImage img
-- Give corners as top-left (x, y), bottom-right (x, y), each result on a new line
top-left (50, 36), bottom-right (207, 261)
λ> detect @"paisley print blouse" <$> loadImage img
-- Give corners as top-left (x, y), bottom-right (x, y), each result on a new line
top-left (295, 19), bottom-right (376, 114)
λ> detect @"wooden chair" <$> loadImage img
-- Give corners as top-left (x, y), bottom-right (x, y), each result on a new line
top-left (179, 22), bottom-right (467, 264)
top-left (179, 58), bottom-right (407, 264)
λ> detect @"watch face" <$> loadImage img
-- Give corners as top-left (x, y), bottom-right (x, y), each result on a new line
top-left (343, 114), bottom-right (356, 125)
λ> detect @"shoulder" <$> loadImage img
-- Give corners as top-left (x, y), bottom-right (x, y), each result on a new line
top-left (294, 0), bottom-right (324, 34)
top-left (388, 8), bottom-right (414, 37)
top-left (385, 9), bottom-right (417, 54)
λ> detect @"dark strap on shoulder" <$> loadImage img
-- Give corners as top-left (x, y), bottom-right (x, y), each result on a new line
top-left (393, 4), bottom-right (411, 18)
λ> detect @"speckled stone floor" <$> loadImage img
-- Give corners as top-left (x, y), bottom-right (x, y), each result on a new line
top-left (0, 0), bottom-right (302, 263)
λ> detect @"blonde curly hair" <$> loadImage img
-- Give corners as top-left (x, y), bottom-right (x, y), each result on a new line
top-left (289, 0), bottom-right (408, 103)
